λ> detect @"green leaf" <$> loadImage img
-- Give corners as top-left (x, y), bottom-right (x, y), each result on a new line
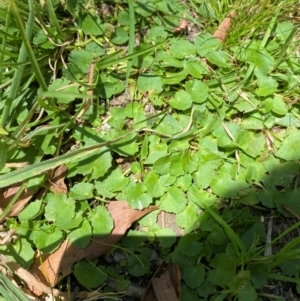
top-left (275, 113), bottom-right (300, 127)
top-left (170, 155), bottom-right (185, 176)
top-left (154, 114), bottom-right (190, 135)
top-left (91, 150), bottom-right (112, 179)
top-left (160, 187), bottom-right (187, 213)
top-left (69, 183), bottom-right (94, 200)
top-left (97, 81), bottom-right (125, 99)
top-left (206, 50), bottom-right (230, 68)
top-left (207, 226), bottom-right (227, 246)
top-left (118, 10), bottom-right (130, 25)
top-left (242, 221), bottom-right (266, 250)
top-left (279, 258), bottom-right (300, 277)
top-left (207, 269), bottom-right (234, 288)
top-left (210, 253), bottom-right (235, 272)
top-left (181, 150), bottom-right (199, 173)
top-left (185, 79), bottom-right (208, 103)
top-left (178, 233), bottom-right (202, 257)
top-left (146, 26), bottom-right (168, 43)
top-left (144, 137), bottom-right (168, 164)
top-left (157, 50), bottom-right (183, 68)
top-left (123, 182), bottom-right (152, 209)
top-left (246, 49), bottom-right (274, 75)
top-left (185, 60), bottom-right (208, 78)
top-left (94, 181), bottom-right (116, 198)
top-left (183, 264), bottom-right (205, 289)
top-left (175, 174), bottom-right (192, 191)
top-left (33, 30), bottom-right (55, 49)
top-left (44, 194), bottom-right (82, 230)
top-left (137, 74), bottom-right (163, 93)
top-left (155, 228), bottom-right (176, 248)
top-left (276, 22), bottom-right (295, 42)
top-left (176, 202), bottom-right (200, 231)
top-left (237, 131), bottom-right (265, 158)
top-left (274, 189), bottom-right (300, 217)
top-left (229, 271), bottom-right (257, 300)
top-left (159, 174), bottom-right (176, 186)
top-left (169, 39), bottom-right (195, 59)
top-left (144, 171), bottom-right (166, 198)
top-left (210, 173), bottom-right (249, 198)
top-left (85, 42), bottom-right (105, 57)
top-left (34, 224), bottom-right (63, 253)
top-left (103, 168), bottom-right (129, 192)
top-left (89, 206), bottom-right (113, 236)
top-left (68, 49), bottom-right (94, 74)
top-left (197, 280), bottom-right (216, 298)
top-left (19, 200), bottom-right (43, 221)
top-left (169, 90), bottom-right (193, 110)
top-left (247, 263), bottom-right (270, 289)
top-left (81, 13), bottom-right (103, 35)
top-left (68, 219), bottom-right (92, 248)
top-left (264, 95), bottom-right (288, 115)
top-left (0, 238), bottom-right (34, 269)
top-left (275, 129), bottom-right (300, 160)
top-left (153, 155), bottom-right (171, 175)
top-left (195, 33), bottom-right (221, 56)
top-left (111, 27), bottom-right (129, 45)
top-left (74, 260), bottom-right (107, 289)
top-left (255, 74), bottom-right (278, 96)
top-left (181, 286), bottom-right (201, 301)
top-left (192, 158), bottom-right (223, 189)
top-left (48, 78), bottom-right (80, 104)
top-left (188, 186), bottom-right (217, 208)
top-left (127, 255), bottom-right (150, 276)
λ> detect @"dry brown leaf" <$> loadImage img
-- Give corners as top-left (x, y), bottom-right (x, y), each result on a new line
top-left (46, 164), bottom-right (68, 194)
top-left (152, 272), bottom-right (179, 301)
top-left (213, 10), bottom-right (237, 42)
top-left (141, 261), bottom-right (180, 301)
top-left (0, 183), bottom-right (36, 220)
top-left (29, 201), bottom-right (158, 294)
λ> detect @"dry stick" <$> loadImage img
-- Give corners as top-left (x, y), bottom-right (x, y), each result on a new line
top-left (282, 205), bottom-right (300, 220)
top-left (213, 10), bottom-right (237, 43)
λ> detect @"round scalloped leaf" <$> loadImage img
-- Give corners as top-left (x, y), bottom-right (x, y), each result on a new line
top-left (275, 129), bottom-right (300, 160)
top-left (169, 90), bottom-right (193, 110)
top-left (183, 264), bottom-right (205, 289)
top-left (34, 224), bottom-right (63, 253)
top-left (89, 206), bottom-right (113, 236)
top-left (74, 260), bottom-right (107, 288)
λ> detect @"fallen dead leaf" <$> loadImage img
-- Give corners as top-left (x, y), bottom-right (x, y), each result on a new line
top-left (46, 164), bottom-right (68, 194)
top-left (0, 183), bottom-right (36, 221)
top-left (213, 10), bottom-right (237, 42)
top-left (141, 261), bottom-right (180, 301)
top-left (29, 201), bottom-right (158, 295)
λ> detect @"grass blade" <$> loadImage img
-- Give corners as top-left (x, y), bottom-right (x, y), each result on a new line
top-left (0, 0), bottom-right (34, 127)
top-left (0, 131), bottom-right (135, 188)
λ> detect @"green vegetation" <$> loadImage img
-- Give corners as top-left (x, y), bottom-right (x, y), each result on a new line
top-left (0, 0), bottom-right (299, 300)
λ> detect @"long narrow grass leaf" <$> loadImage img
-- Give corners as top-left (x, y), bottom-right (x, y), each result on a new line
top-left (0, 0), bottom-right (34, 127)
top-left (125, 0), bottom-right (135, 90)
top-left (0, 131), bottom-right (136, 188)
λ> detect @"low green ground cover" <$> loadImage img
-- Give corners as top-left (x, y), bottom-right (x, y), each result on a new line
top-left (0, 0), bottom-right (300, 300)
